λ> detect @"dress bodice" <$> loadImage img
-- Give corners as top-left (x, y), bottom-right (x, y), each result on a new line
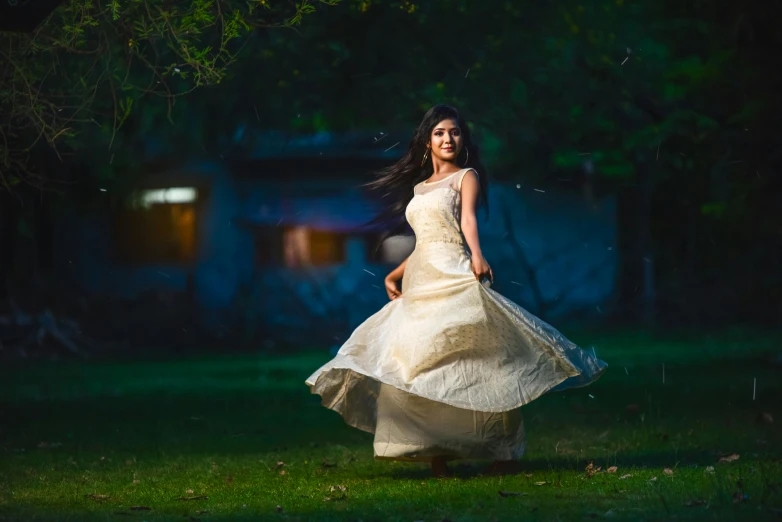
top-left (405, 168), bottom-right (476, 246)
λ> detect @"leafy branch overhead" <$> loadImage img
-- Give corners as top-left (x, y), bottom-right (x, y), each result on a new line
top-left (0, 0), bottom-right (341, 190)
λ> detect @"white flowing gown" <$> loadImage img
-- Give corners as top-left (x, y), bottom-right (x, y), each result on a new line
top-left (306, 168), bottom-right (608, 461)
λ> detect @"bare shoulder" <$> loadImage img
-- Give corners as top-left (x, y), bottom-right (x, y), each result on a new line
top-left (458, 168), bottom-right (480, 191)
top-left (463, 168), bottom-right (480, 180)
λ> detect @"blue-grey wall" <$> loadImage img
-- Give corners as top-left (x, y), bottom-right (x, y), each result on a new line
top-left (53, 161), bottom-right (617, 343)
top-left (480, 184), bottom-right (617, 319)
top-left (53, 161), bottom-right (249, 328)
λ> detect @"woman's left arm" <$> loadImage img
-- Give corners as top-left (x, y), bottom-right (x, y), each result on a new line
top-left (460, 170), bottom-right (493, 282)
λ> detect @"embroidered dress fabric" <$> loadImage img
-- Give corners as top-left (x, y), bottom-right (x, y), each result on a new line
top-left (305, 168), bottom-right (608, 461)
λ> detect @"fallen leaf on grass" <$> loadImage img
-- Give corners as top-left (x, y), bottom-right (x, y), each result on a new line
top-left (648, 477), bottom-right (657, 482)
top-left (274, 461), bottom-right (285, 469)
top-left (498, 491), bottom-right (526, 497)
top-left (606, 466), bottom-right (618, 473)
top-left (684, 500), bottom-right (707, 507)
top-left (534, 481), bottom-right (547, 486)
top-left (186, 489), bottom-right (194, 494)
top-left (719, 454), bottom-right (740, 463)
top-left (704, 466), bottom-right (716, 474)
top-left (279, 470), bottom-right (287, 476)
top-left (585, 462), bottom-right (602, 478)
top-left (176, 495), bottom-right (208, 501)
top-left (324, 484), bottom-right (347, 502)
top-left (619, 474), bottom-right (632, 479)
top-left (663, 468), bottom-right (674, 476)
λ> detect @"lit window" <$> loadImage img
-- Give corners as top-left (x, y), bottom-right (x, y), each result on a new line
top-left (114, 187), bottom-right (200, 264)
top-left (309, 229), bottom-right (347, 266)
top-left (283, 226), bottom-right (311, 267)
top-left (256, 226), bottom-right (345, 268)
top-left (130, 187), bottom-right (198, 209)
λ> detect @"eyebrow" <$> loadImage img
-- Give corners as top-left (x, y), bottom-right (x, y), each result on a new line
top-left (434, 127), bottom-right (460, 131)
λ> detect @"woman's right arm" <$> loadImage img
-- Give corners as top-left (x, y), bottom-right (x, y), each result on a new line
top-left (383, 256), bottom-right (409, 300)
top-left (385, 256), bottom-right (408, 282)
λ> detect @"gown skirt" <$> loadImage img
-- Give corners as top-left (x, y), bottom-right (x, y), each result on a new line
top-left (305, 169), bottom-right (608, 462)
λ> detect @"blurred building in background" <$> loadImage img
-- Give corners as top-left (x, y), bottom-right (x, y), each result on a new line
top-left (51, 132), bottom-right (618, 347)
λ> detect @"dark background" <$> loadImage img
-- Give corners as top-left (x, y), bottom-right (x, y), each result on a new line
top-left (1, 0), bottom-right (781, 359)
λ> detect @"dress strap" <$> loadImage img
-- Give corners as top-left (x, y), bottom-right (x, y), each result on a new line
top-left (457, 168), bottom-right (479, 191)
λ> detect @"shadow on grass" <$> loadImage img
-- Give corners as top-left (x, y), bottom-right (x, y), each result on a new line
top-left (0, 386), bottom-right (773, 457)
top-left (382, 448), bottom-right (727, 481)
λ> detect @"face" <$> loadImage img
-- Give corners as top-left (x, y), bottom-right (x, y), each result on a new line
top-left (427, 118), bottom-right (462, 163)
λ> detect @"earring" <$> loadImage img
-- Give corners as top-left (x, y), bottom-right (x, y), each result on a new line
top-left (420, 148), bottom-right (430, 166)
top-left (461, 147), bottom-right (470, 166)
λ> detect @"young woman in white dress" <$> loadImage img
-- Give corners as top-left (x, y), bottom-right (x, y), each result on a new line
top-left (306, 105), bottom-right (607, 477)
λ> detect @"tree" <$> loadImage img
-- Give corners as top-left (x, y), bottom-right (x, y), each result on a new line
top-left (0, 0), bottom-right (340, 191)
top-left (0, 0), bottom-right (342, 302)
top-left (4, 0), bottom-right (778, 325)
top-left (237, 0), bottom-right (780, 325)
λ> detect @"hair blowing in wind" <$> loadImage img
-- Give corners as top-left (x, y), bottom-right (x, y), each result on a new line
top-left (363, 105), bottom-right (488, 235)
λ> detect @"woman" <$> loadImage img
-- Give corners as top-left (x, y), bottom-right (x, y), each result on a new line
top-left (305, 105), bottom-right (607, 477)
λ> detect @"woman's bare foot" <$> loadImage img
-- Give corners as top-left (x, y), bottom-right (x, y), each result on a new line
top-left (431, 456), bottom-right (452, 477)
top-left (484, 459), bottom-right (523, 476)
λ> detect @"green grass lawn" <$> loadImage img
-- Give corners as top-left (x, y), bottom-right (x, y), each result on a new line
top-left (1, 329), bottom-right (781, 521)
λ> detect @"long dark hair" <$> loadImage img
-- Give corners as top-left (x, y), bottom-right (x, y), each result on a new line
top-left (364, 104), bottom-right (488, 235)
